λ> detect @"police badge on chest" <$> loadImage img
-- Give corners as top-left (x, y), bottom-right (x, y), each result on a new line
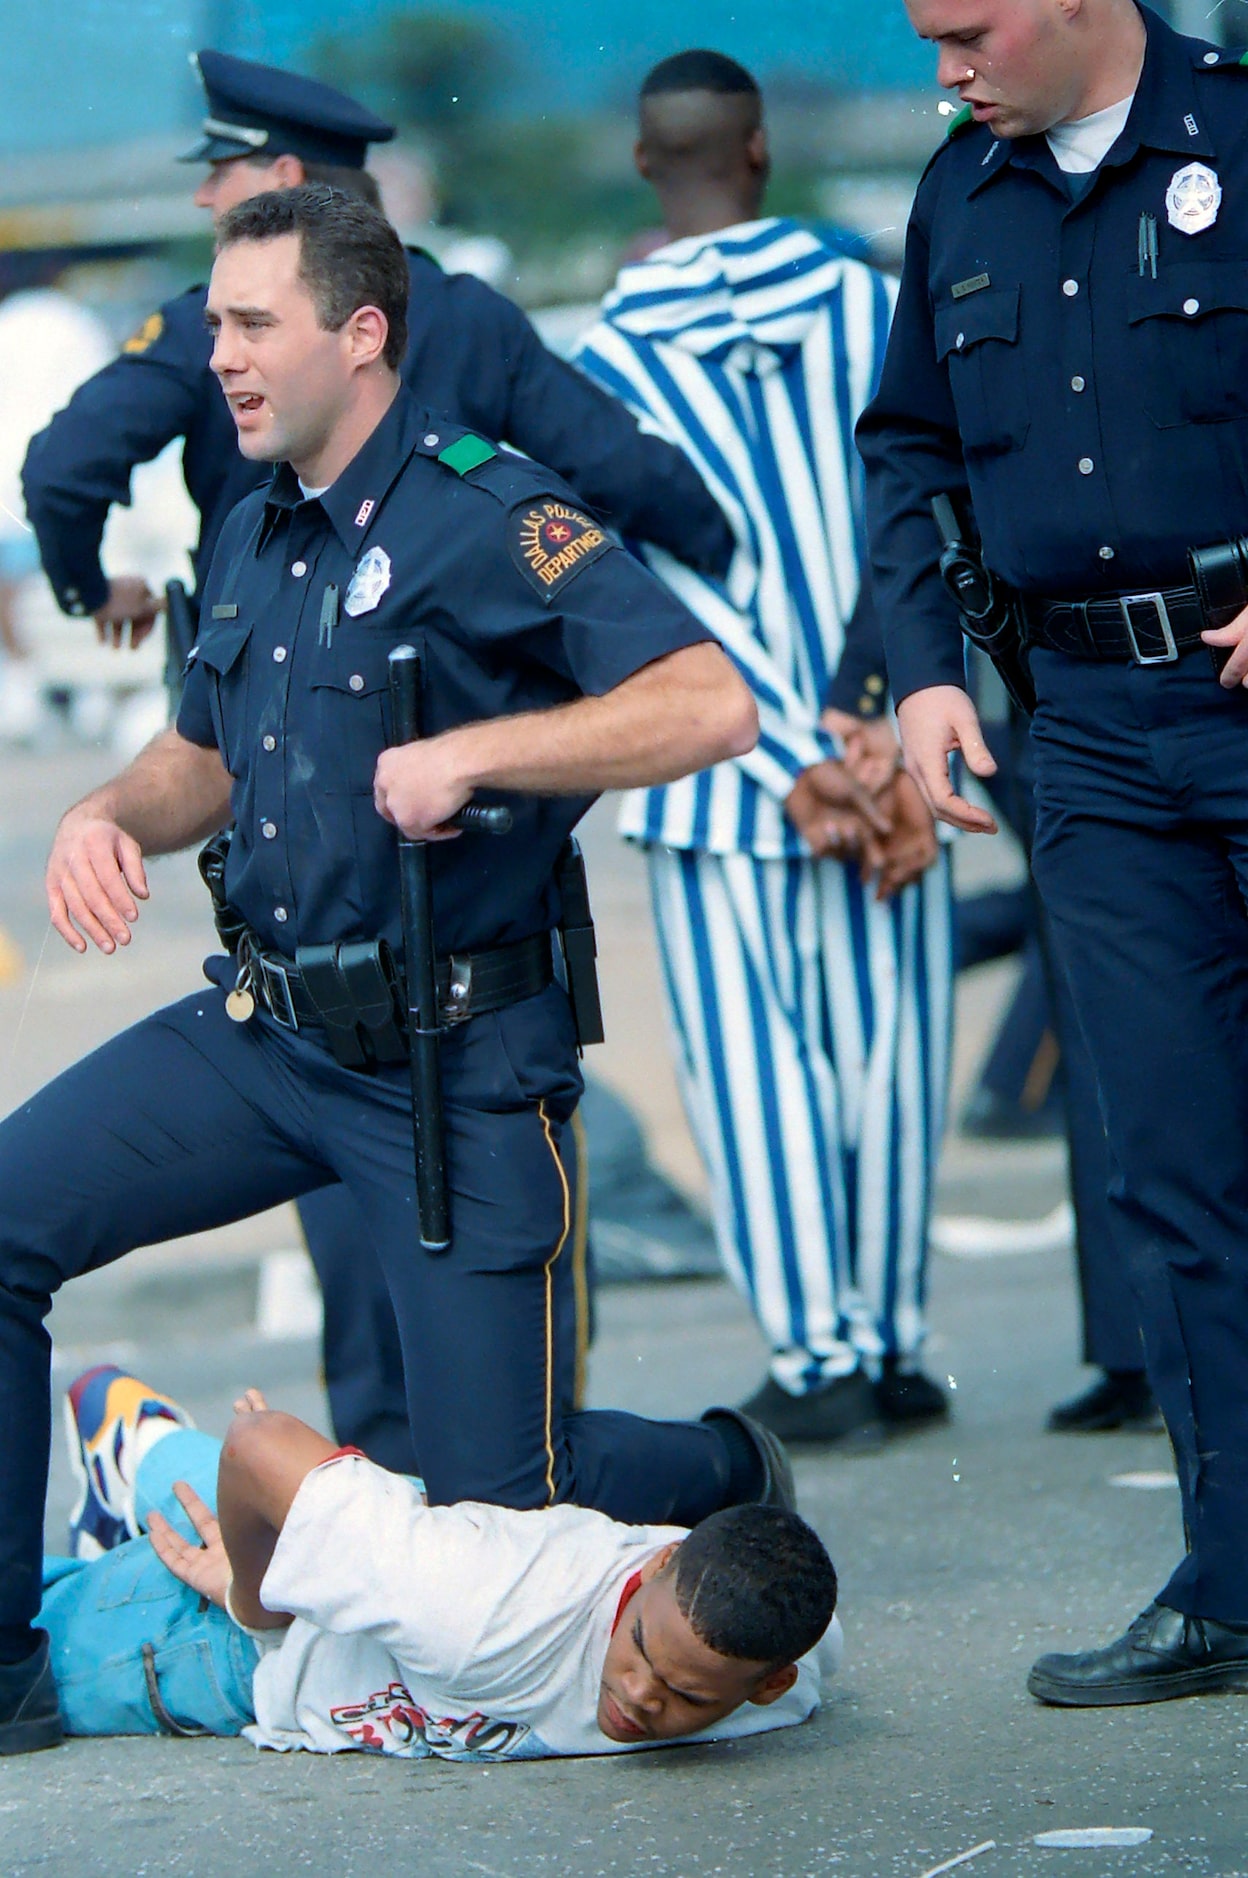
top-left (345, 546), bottom-right (392, 616)
top-left (1166, 163), bottom-right (1221, 235)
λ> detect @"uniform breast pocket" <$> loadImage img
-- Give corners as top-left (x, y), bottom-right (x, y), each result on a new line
top-left (1127, 262), bottom-right (1248, 428)
top-left (308, 636), bottom-right (394, 795)
top-left (194, 614), bottom-right (254, 775)
top-left (934, 285), bottom-right (1030, 457)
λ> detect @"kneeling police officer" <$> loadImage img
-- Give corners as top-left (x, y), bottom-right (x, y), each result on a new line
top-left (0, 185), bottom-right (783, 1753)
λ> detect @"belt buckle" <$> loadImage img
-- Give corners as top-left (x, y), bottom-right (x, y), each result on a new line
top-left (259, 955), bottom-right (299, 1031)
top-left (441, 955), bottom-right (473, 1026)
top-left (1119, 591), bottom-right (1179, 665)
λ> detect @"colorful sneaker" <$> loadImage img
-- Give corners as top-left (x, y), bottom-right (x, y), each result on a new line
top-left (64, 1366), bottom-right (194, 1559)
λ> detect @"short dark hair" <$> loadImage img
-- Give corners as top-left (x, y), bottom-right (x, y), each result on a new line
top-left (673, 1505), bottom-right (837, 1668)
top-left (216, 184), bottom-right (408, 368)
top-left (641, 50), bottom-right (760, 99)
top-left (243, 152), bottom-right (383, 211)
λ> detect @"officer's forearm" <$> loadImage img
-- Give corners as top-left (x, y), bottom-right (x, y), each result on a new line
top-left (71, 727), bottom-right (232, 855)
top-left (452, 643), bottom-right (758, 794)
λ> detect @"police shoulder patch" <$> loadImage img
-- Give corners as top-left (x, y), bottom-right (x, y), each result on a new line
top-left (122, 311), bottom-right (165, 356)
top-left (508, 499), bottom-right (611, 599)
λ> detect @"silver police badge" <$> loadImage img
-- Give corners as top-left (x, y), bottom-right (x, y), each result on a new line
top-left (1165, 162), bottom-right (1221, 235)
top-left (344, 545), bottom-right (392, 616)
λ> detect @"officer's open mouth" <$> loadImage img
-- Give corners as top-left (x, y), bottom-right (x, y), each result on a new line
top-left (232, 394), bottom-right (265, 414)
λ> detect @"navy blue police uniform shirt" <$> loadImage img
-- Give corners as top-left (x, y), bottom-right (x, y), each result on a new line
top-left (857, 5), bottom-right (1248, 705)
top-left (176, 389), bottom-right (713, 961)
top-left (22, 250), bottom-right (733, 620)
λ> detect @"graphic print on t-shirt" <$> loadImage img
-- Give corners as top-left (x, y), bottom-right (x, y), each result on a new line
top-left (330, 1681), bottom-right (547, 1759)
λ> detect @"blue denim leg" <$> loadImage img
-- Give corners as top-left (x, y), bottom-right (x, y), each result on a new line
top-left (39, 1429), bottom-right (257, 1736)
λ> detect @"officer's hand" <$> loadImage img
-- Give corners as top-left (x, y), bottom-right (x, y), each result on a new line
top-left (147, 1483), bottom-right (231, 1610)
top-left (821, 708), bottom-right (903, 796)
top-left (373, 741), bottom-right (468, 842)
top-left (896, 686), bottom-right (998, 834)
top-left (93, 576), bottom-right (162, 650)
top-left (863, 771), bottom-right (940, 901)
top-left (784, 759), bottom-right (892, 859)
top-left (1202, 604), bottom-right (1248, 688)
top-left (46, 808), bottom-right (150, 954)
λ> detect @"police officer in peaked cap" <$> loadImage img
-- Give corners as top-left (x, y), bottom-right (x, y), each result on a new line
top-left (22, 50), bottom-right (737, 1476)
top-left (859, 0), bottom-right (1248, 1706)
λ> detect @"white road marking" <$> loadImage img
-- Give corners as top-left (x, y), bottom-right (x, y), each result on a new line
top-left (256, 1248), bottom-right (323, 1341)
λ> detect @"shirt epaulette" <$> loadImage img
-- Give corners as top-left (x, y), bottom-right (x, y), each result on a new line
top-left (437, 434), bottom-right (497, 476)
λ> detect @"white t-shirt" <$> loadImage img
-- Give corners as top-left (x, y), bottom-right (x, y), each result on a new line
top-left (1046, 93), bottom-right (1134, 174)
top-left (245, 1453), bottom-right (841, 1760)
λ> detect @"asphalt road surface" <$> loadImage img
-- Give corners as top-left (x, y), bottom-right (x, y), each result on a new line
top-left (1, 738), bottom-right (1243, 1878)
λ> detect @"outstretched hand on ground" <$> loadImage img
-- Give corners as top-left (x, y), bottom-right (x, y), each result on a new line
top-left (147, 1480), bottom-right (231, 1608)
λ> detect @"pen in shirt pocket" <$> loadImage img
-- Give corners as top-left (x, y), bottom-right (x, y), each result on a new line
top-left (1137, 211), bottom-right (1157, 278)
top-left (318, 582), bottom-right (339, 649)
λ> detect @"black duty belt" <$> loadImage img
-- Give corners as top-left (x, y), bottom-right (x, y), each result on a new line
top-left (234, 929), bottom-right (553, 1042)
top-left (1023, 585), bottom-right (1207, 665)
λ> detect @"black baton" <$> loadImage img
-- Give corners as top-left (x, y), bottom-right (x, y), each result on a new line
top-left (388, 644), bottom-right (452, 1252)
top-left (164, 579), bottom-right (199, 701)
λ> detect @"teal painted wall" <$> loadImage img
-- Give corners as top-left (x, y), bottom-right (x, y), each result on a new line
top-left (5, 0), bottom-right (935, 154)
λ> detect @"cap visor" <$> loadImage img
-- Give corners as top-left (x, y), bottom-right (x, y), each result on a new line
top-left (178, 133), bottom-right (256, 163)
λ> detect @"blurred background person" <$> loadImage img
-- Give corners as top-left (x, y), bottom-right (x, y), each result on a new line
top-left (577, 51), bottom-right (953, 1447)
top-left (0, 264), bottom-right (111, 744)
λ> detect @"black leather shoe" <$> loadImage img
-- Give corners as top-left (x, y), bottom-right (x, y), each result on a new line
top-left (1047, 1370), bottom-right (1163, 1434)
top-left (702, 1407), bottom-right (797, 1511)
top-left (1028, 1602), bottom-right (1248, 1707)
top-left (875, 1359), bottom-right (949, 1425)
top-left (738, 1372), bottom-right (885, 1449)
top-left (0, 1632), bottom-right (63, 1755)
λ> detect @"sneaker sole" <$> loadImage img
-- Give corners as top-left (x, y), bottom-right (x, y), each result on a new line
top-left (61, 1387), bottom-right (94, 1559)
top-left (1027, 1662), bottom-right (1248, 1706)
top-left (0, 1712), bottom-right (63, 1756)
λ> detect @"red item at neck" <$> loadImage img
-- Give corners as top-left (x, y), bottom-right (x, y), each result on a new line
top-left (611, 1570), bottom-right (644, 1636)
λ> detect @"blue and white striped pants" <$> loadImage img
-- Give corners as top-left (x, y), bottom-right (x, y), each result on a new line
top-left (647, 845), bottom-right (953, 1393)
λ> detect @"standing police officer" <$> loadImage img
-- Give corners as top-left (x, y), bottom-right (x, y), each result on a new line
top-left (0, 186), bottom-right (781, 1754)
top-left (22, 51), bottom-right (736, 1473)
top-left (860, 0), bottom-right (1248, 1704)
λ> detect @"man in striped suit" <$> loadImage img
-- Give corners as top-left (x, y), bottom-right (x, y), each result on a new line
top-left (577, 51), bottom-right (954, 1446)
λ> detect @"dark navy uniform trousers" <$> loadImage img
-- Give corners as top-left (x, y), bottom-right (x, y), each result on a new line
top-left (0, 980), bottom-right (728, 1631)
top-left (978, 708), bottom-right (1143, 1374)
top-left (1029, 646), bottom-right (1248, 1621)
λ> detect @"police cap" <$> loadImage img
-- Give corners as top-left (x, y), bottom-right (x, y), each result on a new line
top-left (181, 49), bottom-right (396, 169)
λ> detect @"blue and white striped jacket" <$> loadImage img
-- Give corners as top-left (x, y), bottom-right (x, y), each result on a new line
top-left (576, 218), bottom-right (896, 857)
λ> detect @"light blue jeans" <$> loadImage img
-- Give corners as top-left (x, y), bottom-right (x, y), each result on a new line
top-left (39, 1431), bottom-right (258, 1736)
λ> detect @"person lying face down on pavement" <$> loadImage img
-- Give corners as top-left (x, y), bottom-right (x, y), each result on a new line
top-left (31, 1369), bottom-right (841, 1760)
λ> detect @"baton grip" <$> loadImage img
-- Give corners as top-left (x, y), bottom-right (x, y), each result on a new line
top-left (388, 645), bottom-right (511, 834)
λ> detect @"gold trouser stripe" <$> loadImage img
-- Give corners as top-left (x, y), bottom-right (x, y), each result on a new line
top-left (538, 1101), bottom-right (572, 1504)
top-left (570, 1105), bottom-right (590, 1410)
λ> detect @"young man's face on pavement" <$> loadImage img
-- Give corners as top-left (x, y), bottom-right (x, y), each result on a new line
top-left (597, 1545), bottom-right (798, 1744)
top-left (206, 232), bottom-right (380, 476)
